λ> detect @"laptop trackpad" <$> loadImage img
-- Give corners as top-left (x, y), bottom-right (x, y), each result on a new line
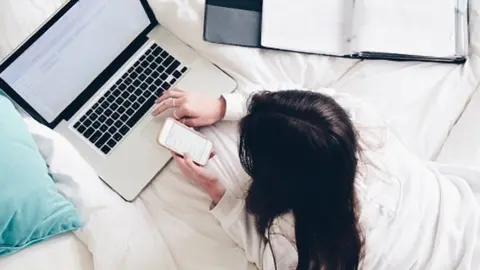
top-left (141, 115), bottom-right (165, 148)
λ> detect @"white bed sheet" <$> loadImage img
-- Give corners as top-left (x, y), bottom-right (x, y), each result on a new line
top-left (1, 0), bottom-right (480, 269)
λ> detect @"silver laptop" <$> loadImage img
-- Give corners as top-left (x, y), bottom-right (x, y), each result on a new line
top-left (0, 0), bottom-right (237, 201)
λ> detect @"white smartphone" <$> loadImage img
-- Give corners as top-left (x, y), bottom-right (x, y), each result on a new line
top-left (157, 118), bottom-right (213, 166)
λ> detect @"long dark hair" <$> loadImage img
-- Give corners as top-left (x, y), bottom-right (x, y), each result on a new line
top-left (238, 90), bottom-right (364, 270)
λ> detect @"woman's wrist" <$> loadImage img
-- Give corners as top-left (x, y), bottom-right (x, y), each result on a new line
top-left (205, 178), bottom-right (226, 205)
top-left (215, 96), bottom-right (227, 122)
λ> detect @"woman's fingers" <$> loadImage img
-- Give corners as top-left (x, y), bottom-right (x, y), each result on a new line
top-left (155, 88), bottom-right (185, 104)
top-left (184, 154), bottom-right (210, 178)
top-left (152, 97), bottom-right (186, 116)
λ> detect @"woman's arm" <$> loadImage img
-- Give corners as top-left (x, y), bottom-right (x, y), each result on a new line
top-left (210, 190), bottom-right (298, 269)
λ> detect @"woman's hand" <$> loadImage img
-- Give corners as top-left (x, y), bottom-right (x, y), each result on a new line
top-left (152, 88), bottom-right (226, 127)
top-left (172, 152), bottom-right (226, 205)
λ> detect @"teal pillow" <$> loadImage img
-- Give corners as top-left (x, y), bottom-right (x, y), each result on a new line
top-left (0, 94), bottom-right (81, 256)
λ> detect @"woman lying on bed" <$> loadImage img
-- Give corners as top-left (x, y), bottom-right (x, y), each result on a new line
top-left (152, 86), bottom-right (480, 270)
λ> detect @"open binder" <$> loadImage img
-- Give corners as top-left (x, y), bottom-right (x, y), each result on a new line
top-left (204, 0), bottom-right (469, 63)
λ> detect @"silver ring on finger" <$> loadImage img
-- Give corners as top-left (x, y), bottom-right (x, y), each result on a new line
top-left (172, 98), bottom-right (176, 108)
top-left (173, 109), bottom-right (179, 119)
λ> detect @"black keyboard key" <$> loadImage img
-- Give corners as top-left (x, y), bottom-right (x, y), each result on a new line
top-left (113, 89), bottom-right (121, 97)
top-left (134, 89), bottom-right (142, 96)
top-left (170, 78), bottom-right (177, 85)
top-left (128, 66), bottom-right (134, 73)
top-left (89, 131), bottom-right (102, 144)
top-left (108, 126), bottom-right (117, 134)
top-left (181, 67), bottom-right (188, 73)
top-left (99, 115), bottom-right (107, 122)
top-left (119, 83), bottom-right (126, 91)
top-left (118, 106), bottom-right (126, 114)
top-left (92, 121), bottom-right (101, 129)
top-left (161, 51), bottom-right (168, 58)
top-left (95, 107), bottom-right (104, 115)
top-left (127, 85), bottom-right (135, 93)
top-left (104, 109), bottom-right (113, 117)
top-left (160, 73), bottom-right (168, 80)
top-left (173, 71), bottom-right (182, 78)
top-left (116, 97), bottom-right (124, 105)
top-left (80, 115), bottom-right (87, 123)
top-left (131, 72), bottom-right (139, 79)
top-left (149, 84), bottom-right (156, 92)
top-left (77, 125), bottom-right (86, 134)
top-left (120, 125), bottom-right (130, 135)
top-left (152, 71), bottom-right (160, 78)
top-left (153, 47), bottom-right (162, 56)
top-left (74, 122), bottom-right (80, 129)
top-left (125, 78), bottom-right (132, 85)
top-left (141, 61), bottom-right (149, 68)
top-left (83, 127), bottom-right (95, 138)
top-left (161, 82), bottom-right (171, 90)
top-left (132, 102), bottom-right (140, 110)
top-left (155, 88), bottom-right (164, 96)
top-left (107, 95), bottom-right (115, 103)
top-left (120, 114), bottom-right (128, 122)
top-left (112, 112), bottom-right (120, 120)
top-left (122, 73), bottom-right (128, 79)
top-left (126, 108), bottom-right (135, 116)
top-left (139, 74), bottom-right (147, 81)
top-left (154, 78), bottom-right (162, 86)
top-left (100, 124), bottom-right (108, 132)
top-left (139, 55), bottom-right (146, 62)
top-left (101, 145), bottom-right (111, 155)
top-left (121, 91), bottom-right (129, 98)
top-left (107, 139), bottom-right (117, 148)
top-left (155, 57), bottom-right (163, 64)
top-left (110, 103), bottom-right (118, 111)
top-left (115, 121), bottom-right (123, 128)
top-left (104, 90), bottom-right (113, 98)
top-left (86, 109), bottom-right (93, 117)
top-left (92, 103), bottom-right (99, 110)
top-left (135, 66), bottom-right (144, 74)
top-left (145, 68), bottom-right (153, 76)
top-left (95, 133), bottom-right (110, 149)
top-left (128, 95), bottom-right (136, 102)
top-left (147, 55), bottom-right (155, 62)
top-left (90, 113), bottom-right (99, 121)
top-left (142, 90), bottom-right (151, 98)
top-left (126, 96), bottom-right (156, 128)
top-left (166, 60), bottom-right (180, 74)
top-left (101, 102), bottom-right (109, 109)
top-left (133, 79), bottom-right (141, 87)
top-left (146, 77), bottom-right (154, 84)
top-left (138, 96), bottom-right (146, 103)
top-left (106, 118), bottom-right (114, 126)
top-left (98, 97), bottom-right (105, 103)
top-left (149, 62), bottom-right (158, 70)
top-left (113, 132), bottom-right (122, 142)
top-left (124, 100), bottom-right (132, 108)
top-left (163, 56), bottom-right (173, 67)
top-left (157, 65), bottom-right (165, 73)
top-left (84, 119), bottom-right (92, 127)
top-left (140, 83), bottom-right (148, 89)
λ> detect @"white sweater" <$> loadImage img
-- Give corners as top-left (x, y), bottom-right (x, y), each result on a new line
top-left (209, 86), bottom-right (480, 270)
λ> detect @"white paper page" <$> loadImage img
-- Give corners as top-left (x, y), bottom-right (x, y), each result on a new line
top-left (261, 0), bottom-right (354, 56)
top-left (352, 0), bottom-right (457, 57)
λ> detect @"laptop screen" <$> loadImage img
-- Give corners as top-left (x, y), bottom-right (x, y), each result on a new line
top-left (0, 0), bottom-right (151, 123)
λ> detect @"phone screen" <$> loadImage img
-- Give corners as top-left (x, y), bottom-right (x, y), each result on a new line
top-left (164, 122), bottom-right (209, 162)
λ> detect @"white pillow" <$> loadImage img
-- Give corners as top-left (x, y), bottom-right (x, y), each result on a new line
top-left (24, 117), bottom-right (178, 270)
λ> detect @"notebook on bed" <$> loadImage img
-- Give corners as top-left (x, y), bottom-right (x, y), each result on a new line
top-left (260, 0), bottom-right (469, 63)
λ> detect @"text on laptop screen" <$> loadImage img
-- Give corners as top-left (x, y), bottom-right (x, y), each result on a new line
top-left (0, 0), bottom-right (151, 123)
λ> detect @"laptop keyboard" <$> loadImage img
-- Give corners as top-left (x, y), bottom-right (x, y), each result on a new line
top-left (72, 44), bottom-right (188, 155)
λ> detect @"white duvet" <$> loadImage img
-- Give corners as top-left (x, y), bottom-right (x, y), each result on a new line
top-left (1, 0), bottom-right (480, 269)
